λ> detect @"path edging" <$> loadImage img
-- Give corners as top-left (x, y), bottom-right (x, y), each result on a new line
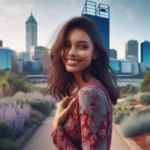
top-left (113, 124), bottom-right (143, 150)
top-left (16, 116), bottom-right (47, 150)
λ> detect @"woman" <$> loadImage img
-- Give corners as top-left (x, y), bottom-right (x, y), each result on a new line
top-left (47, 16), bottom-right (119, 150)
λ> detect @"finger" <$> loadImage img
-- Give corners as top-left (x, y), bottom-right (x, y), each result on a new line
top-left (61, 96), bottom-right (72, 106)
top-left (61, 98), bottom-right (76, 117)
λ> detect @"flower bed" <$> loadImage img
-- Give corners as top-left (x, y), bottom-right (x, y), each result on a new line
top-left (0, 91), bottom-right (56, 150)
top-left (132, 133), bottom-right (150, 150)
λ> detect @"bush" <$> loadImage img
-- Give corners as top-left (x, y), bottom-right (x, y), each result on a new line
top-left (26, 99), bottom-right (50, 115)
top-left (0, 99), bottom-right (31, 136)
top-left (0, 138), bottom-right (18, 150)
top-left (139, 93), bottom-right (150, 105)
top-left (120, 112), bottom-right (150, 137)
top-left (113, 112), bottom-right (125, 124)
top-left (29, 109), bottom-right (44, 124)
top-left (0, 122), bottom-right (15, 141)
top-left (124, 96), bottom-right (135, 102)
top-left (113, 101), bottom-right (134, 116)
top-left (146, 136), bottom-right (150, 146)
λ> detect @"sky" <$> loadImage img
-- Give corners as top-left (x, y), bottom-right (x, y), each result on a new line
top-left (0, 0), bottom-right (150, 60)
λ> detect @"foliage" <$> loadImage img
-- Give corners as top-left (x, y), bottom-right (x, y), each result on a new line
top-left (0, 122), bottom-right (15, 141)
top-left (0, 98), bottom-right (31, 136)
top-left (0, 71), bottom-right (29, 98)
top-left (113, 101), bottom-right (135, 116)
top-left (26, 99), bottom-right (50, 115)
top-left (113, 111), bottom-right (126, 124)
top-left (124, 96), bottom-right (135, 102)
top-left (138, 93), bottom-right (150, 105)
top-left (0, 138), bottom-right (18, 150)
top-left (120, 112), bottom-right (150, 137)
top-left (141, 70), bottom-right (150, 92)
top-left (29, 109), bottom-right (44, 124)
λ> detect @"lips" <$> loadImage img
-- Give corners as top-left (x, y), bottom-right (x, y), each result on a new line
top-left (66, 59), bottom-right (81, 66)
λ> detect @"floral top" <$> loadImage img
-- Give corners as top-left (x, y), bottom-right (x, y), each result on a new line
top-left (51, 80), bottom-right (113, 150)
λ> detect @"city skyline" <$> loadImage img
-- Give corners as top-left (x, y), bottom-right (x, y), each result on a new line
top-left (0, 0), bottom-right (150, 60)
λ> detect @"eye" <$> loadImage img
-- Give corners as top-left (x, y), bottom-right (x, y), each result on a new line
top-left (78, 45), bottom-right (88, 50)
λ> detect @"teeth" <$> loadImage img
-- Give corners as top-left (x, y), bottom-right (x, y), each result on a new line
top-left (67, 60), bottom-right (79, 65)
top-left (68, 60), bottom-right (78, 63)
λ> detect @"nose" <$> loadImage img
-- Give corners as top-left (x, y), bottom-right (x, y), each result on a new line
top-left (68, 46), bottom-right (77, 56)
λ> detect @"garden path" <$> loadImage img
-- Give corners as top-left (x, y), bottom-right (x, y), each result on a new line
top-left (22, 110), bottom-right (130, 150)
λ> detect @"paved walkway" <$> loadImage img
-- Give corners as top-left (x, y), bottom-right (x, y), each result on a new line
top-left (23, 111), bottom-right (130, 150)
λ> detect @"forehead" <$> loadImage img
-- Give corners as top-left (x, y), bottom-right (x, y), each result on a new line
top-left (66, 28), bottom-right (92, 43)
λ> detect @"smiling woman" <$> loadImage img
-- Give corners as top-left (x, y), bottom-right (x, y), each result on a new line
top-left (47, 16), bottom-right (119, 150)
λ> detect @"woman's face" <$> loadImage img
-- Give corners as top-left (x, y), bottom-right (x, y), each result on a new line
top-left (61, 28), bottom-right (97, 73)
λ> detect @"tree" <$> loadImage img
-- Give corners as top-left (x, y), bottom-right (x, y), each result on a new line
top-left (0, 71), bottom-right (28, 98)
top-left (140, 71), bottom-right (150, 92)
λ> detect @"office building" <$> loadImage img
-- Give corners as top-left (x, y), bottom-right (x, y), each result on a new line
top-left (0, 40), bottom-right (3, 47)
top-left (109, 58), bottom-right (120, 74)
top-left (141, 41), bottom-right (150, 69)
top-left (125, 40), bottom-right (138, 62)
top-left (0, 47), bottom-right (17, 71)
top-left (110, 49), bottom-right (117, 59)
top-left (26, 12), bottom-right (37, 52)
top-left (30, 46), bottom-right (48, 73)
top-left (18, 52), bottom-right (30, 62)
top-left (82, 0), bottom-right (110, 54)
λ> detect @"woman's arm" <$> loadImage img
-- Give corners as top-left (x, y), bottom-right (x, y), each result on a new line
top-left (51, 96), bottom-right (79, 150)
top-left (78, 85), bottom-right (110, 149)
top-left (51, 126), bottom-right (79, 150)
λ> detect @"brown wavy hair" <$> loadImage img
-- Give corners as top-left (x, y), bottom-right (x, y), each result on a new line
top-left (46, 16), bottom-right (119, 105)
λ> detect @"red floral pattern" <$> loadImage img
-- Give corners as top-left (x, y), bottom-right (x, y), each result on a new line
top-left (51, 81), bottom-right (113, 150)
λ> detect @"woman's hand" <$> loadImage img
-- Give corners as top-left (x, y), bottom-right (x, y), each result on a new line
top-left (53, 96), bottom-right (76, 130)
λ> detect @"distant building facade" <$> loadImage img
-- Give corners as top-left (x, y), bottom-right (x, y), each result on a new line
top-left (141, 41), bottom-right (150, 69)
top-left (0, 40), bottom-right (3, 47)
top-left (125, 40), bottom-right (138, 62)
top-left (26, 12), bottom-right (37, 52)
top-left (30, 46), bottom-right (48, 73)
top-left (109, 58), bottom-right (120, 74)
top-left (110, 49), bottom-right (117, 59)
top-left (0, 47), bottom-right (17, 71)
top-left (81, 1), bottom-right (110, 54)
top-left (18, 52), bottom-right (30, 62)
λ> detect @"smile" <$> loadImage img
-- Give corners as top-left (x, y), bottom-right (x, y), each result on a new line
top-left (66, 60), bottom-right (80, 65)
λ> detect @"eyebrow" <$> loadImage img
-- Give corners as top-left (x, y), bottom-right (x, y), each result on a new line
top-left (66, 40), bottom-right (89, 44)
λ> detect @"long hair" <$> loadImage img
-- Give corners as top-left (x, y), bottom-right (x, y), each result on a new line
top-left (46, 16), bottom-right (119, 105)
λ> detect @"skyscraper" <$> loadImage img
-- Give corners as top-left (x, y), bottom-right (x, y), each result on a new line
top-left (141, 41), bottom-right (150, 69)
top-left (0, 40), bottom-right (3, 47)
top-left (110, 49), bottom-right (117, 59)
top-left (81, 0), bottom-right (110, 54)
top-left (125, 40), bottom-right (138, 62)
top-left (26, 12), bottom-right (37, 52)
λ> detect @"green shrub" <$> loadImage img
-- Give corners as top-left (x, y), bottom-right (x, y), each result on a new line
top-left (0, 122), bottom-right (15, 141)
top-left (146, 136), bottom-right (150, 146)
top-left (0, 138), bottom-right (18, 150)
top-left (139, 93), bottom-right (150, 105)
top-left (120, 112), bottom-right (150, 137)
top-left (29, 109), bottom-right (44, 124)
top-left (26, 99), bottom-right (50, 115)
top-left (113, 101), bottom-right (134, 116)
top-left (113, 112), bottom-right (125, 124)
top-left (124, 96), bottom-right (135, 102)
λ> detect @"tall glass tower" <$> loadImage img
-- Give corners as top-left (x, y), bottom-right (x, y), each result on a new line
top-left (81, 0), bottom-right (110, 54)
top-left (141, 41), bottom-right (150, 69)
top-left (26, 12), bottom-right (37, 52)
